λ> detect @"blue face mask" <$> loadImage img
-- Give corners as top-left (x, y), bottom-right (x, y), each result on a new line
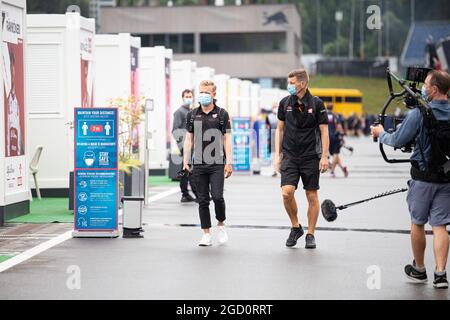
top-left (198, 94), bottom-right (212, 106)
top-left (421, 85), bottom-right (429, 102)
top-left (287, 84), bottom-right (297, 96)
top-left (183, 98), bottom-right (193, 106)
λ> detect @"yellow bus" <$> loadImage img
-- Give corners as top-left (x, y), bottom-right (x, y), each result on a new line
top-left (309, 88), bottom-right (363, 117)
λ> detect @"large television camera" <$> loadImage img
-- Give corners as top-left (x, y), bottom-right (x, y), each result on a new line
top-left (374, 67), bottom-right (432, 163)
top-left (403, 67), bottom-right (431, 107)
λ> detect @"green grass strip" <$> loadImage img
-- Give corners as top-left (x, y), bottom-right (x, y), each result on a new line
top-left (8, 198), bottom-right (73, 224)
top-left (0, 255), bottom-right (12, 263)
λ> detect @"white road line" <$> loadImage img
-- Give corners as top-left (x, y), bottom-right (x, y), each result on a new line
top-left (0, 230), bottom-right (72, 273)
top-left (0, 237), bottom-right (55, 240)
top-left (147, 187), bottom-right (179, 204)
top-left (0, 187), bottom-right (179, 273)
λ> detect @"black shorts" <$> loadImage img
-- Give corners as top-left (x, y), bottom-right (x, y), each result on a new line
top-left (329, 136), bottom-right (341, 155)
top-left (280, 155), bottom-right (320, 190)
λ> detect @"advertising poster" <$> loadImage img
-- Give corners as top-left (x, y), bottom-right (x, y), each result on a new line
top-left (258, 120), bottom-right (271, 164)
top-left (232, 118), bottom-right (251, 172)
top-left (74, 108), bottom-right (118, 233)
top-left (165, 57), bottom-right (171, 151)
top-left (130, 46), bottom-right (139, 152)
top-left (3, 4), bottom-right (24, 158)
top-left (2, 3), bottom-right (26, 194)
top-left (80, 30), bottom-right (94, 108)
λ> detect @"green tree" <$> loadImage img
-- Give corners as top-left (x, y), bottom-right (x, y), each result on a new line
top-left (27, 0), bottom-right (450, 59)
top-left (323, 36), bottom-right (349, 57)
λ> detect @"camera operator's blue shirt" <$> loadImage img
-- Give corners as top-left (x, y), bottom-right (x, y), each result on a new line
top-left (380, 99), bottom-right (450, 171)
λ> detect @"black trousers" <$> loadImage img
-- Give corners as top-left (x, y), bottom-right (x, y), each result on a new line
top-left (180, 173), bottom-right (197, 197)
top-left (179, 148), bottom-right (197, 197)
top-left (193, 164), bottom-right (226, 229)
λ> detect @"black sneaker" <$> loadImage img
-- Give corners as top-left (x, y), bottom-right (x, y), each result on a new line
top-left (286, 226), bottom-right (304, 247)
top-left (181, 195), bottom-right (196, 203)
top-left (305, 234), bottom-right (316, 249)
top-left (404, 261), bottom-right (428, 283)
top-left (433, 272), bottom-right (449, 289)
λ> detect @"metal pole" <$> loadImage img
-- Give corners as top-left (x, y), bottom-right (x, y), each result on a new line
top-left (359, 0), bottom-right (365, 60)
top-left (336, 21), bottom-right (340, 57)
top-left (317, 0), bottom-right (322, 54)
top-left (386, 0), bottom-right (390, 56)
top-left (378, 0), bottom-right (382, 58)
top-left (335, 11), bottom-right (343, 57)
top-left (144, 106), bottom-right (150, 207)
top-left (349, 0), bottom-right (355, 59)
top-left (337, 188), bottom-right (408, 210)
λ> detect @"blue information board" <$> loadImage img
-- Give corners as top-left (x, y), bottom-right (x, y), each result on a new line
top-left (74, 108), bottom-right (118, 235)
top-left (232, 117), bottom-right (251, 172)
top-left (258, 121), bottom-right (271, 164)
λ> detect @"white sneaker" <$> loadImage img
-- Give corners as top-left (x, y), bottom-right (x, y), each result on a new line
top-left (198, 233), bottom-right (212, 247)
top-left (218, 226), bottom-right (228, 244)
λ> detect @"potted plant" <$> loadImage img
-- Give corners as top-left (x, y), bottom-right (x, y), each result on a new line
top-left (108, 95), bottom-right (146, 198)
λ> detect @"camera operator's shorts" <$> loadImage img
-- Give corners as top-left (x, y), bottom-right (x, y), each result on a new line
top-left (407, 179), bottom-right (450, 226)
top-left (280, 155), bottom-right (320, 190)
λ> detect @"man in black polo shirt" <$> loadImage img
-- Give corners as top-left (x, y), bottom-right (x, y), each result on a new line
top-left (275, 69), bottom-right (329, 249)
top-left (183, 80), bottom-right (232, 247)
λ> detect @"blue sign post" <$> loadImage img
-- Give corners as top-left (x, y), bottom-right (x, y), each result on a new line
top-left (258, 121), bottom-right (271, 165)
top-left (232, 117), bottom-right (251, 172)
top-left (73, 108), bottom-right (119, 238)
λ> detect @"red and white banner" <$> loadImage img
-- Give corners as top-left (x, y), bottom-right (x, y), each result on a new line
top-left (2, 2), bottom-right (26, 194)
top-left (130, 46), bottom-right (139, 152)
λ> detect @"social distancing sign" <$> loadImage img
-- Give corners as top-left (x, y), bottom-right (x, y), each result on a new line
top-left (73, 108), bottom-right (119, 238)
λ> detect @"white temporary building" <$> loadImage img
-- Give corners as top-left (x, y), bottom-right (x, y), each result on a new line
top-left (213, 74), bottom-right (230, 110)
top-left (227, 78), bottom-right (241, 118)
top-left (260, 88), bottom-right (289, 112)
top-left (239, 80), bottom-right (252, 117)
top-left (94, 33), bottom-right (141, 107)
top-left (94, 33), bottom-right (142, 166)
top-left (250, 83), bottom-right (261, 119)
top-left (0, 0), bottom-right (29, 224)
top-left (171, 59), bottom-right (196, 116)
top-left (140, 46), bottom-right (173, 170)
top-left (26, 12), bottom-right (95, 194)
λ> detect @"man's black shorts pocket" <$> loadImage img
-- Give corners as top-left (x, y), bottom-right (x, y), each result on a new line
top-left (299, 157), bottom-right (320, 191)
top-left (280, 157), bottom-right (301, 189)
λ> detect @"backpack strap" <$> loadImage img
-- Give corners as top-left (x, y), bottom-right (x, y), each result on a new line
top-left (311, 95), bottom-right (324, 125)
top-left (218, 107), bottom-right (226, 133)
top-left (311, 95), bottom-right (321, 112)
top-left (189, 107), bottom-right (227, 134)
top-left (187, 107), bottom-right (199, 133)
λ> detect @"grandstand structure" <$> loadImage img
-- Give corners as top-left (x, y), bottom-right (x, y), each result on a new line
top-left (401, 21), bottom-right (450, 68)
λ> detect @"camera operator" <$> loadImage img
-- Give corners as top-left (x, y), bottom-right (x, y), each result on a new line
top-left (371, 70), bottom-right (450, 289)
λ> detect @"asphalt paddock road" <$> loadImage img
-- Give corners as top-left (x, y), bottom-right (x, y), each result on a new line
top-left (0, 137), bottom-right (449, 300)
